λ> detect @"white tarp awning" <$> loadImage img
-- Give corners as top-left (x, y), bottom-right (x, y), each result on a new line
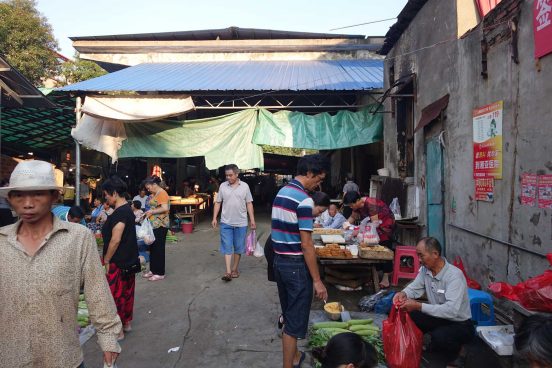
top-left (71, 95), bottom-right (195, 161)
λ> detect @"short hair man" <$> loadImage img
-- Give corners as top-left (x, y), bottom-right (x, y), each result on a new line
top-left (212, 164), bottom-right (256, 281)
top-left (0, 160), bottom-right (122, 367)
top-left (314, 203), bottom-right (346, 229)
top-left (393, 237), bottom-right (474, 364)
top-left (271, 154), bottom-right (330, 368)
top-left (342, 173), bottom-right (359, 196)
top-left (52, 204), bottom-right (86, 225)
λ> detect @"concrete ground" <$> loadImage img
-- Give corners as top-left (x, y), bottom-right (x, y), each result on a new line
top-left (83, 210), bottom-right (288, 368)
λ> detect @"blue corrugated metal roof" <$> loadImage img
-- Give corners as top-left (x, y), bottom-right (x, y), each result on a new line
top-left (58, 60), bottom-right (383, 92)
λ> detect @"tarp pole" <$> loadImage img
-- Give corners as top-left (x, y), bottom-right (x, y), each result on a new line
top-left (75, 97), bottom-right (82, 206)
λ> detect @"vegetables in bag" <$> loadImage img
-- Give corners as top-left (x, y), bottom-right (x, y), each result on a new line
top-left (136, 220), bottom-right (155, 245)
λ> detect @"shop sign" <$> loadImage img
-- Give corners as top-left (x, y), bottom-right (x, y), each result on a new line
top-left (521, 173), bottom-right (538, 207)
top-left (475, 177), bottom-right (494, 202)
top-left (534, 0), bottom-right (552, 58)
top-left (473, 101), bottom-right (503, 179)
top-left (538, 174), bottom-right (552, 209)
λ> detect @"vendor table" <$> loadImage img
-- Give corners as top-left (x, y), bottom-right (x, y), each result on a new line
top-left (170, 196), bottom-right (207, 225)
top-left (317, 257), bottom-right (391, 293)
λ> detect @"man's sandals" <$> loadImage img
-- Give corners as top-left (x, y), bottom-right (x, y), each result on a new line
top-left (221, 270), bottom-right (240, 282)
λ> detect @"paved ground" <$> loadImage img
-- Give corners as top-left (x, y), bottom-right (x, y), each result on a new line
top-left (83, 211), bottom-right (292, 368)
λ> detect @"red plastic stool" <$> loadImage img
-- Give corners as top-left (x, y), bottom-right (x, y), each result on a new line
top-left (391, 246), bottom-right (421, 286)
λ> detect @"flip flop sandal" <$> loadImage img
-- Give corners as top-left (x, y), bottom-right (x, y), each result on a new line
top-left (293, 351), bottom-right (306, 368)
top-left (231, 271), bottom-right (240, 278)
top-left (221, 273), bottom-right (232, 282)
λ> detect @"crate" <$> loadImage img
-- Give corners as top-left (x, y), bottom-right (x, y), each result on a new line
top-left (359, 246), bottom-right (394, 260)
top-left (476, 325), bottom-right (514, 356)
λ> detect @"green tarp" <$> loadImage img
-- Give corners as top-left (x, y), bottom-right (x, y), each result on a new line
top-left (253, 107), bottom-right (383, 150)
top-left (117, 106), bottom-right (383, 170)
top-left (119, 109), bottom-right (264, 170)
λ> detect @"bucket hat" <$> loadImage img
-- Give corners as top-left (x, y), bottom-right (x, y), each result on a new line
top-left (0, 160), bottom-right (63, 197)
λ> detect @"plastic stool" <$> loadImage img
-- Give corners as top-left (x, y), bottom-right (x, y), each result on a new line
top-left (391, 245), bottom-right (421, 286)
top-left (468, 288), bottom-right (496, 326)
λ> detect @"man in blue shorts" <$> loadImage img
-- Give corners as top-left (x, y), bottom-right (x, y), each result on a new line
top-left (271, 154), bottom-right (330, 368)
top-left (212, 164), bottom-right (256, 281)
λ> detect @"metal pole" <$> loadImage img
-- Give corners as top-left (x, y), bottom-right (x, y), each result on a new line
top-left (75, 97), bottom-right (82, 206)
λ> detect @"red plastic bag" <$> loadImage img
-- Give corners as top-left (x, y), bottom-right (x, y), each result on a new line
top-left (383, 305), bottom-right (423, 368)
top-left (489, 253), bottom-right (552, 312)
top-left (453, 256), bottom-right (482, 290)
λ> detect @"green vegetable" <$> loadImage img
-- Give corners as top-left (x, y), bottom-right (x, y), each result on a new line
top-left (348, 324), bottom-right (380, 332)
top-left (318, 328), bottom-right (351, 335)
top-left (312, 321), bottom-right (349, 330)
top-left (347, 319), bottom-right (373, 326)
top-left (353, 329), bottom-right (380, 336)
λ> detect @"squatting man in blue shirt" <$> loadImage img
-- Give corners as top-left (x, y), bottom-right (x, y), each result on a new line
top-left (393, 237), bottom-right (474, 365)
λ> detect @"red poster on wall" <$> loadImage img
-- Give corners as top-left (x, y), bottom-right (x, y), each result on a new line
top-left (521, 173), bottom-right (537, 206)
top-left (534, 0), bottom-right (552, 58)
top-left (538, 175), bottom-right (552, 209)
top-left (475, 178), bottom-right (494, 202)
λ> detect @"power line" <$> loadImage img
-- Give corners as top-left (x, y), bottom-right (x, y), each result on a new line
top-left (329, 17), bottom-right (397, 31)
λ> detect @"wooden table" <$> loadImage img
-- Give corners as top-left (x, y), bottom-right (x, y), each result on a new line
top-left (318, 257), bottom-right (391, 292)
top-left (170, 197), bottom-right (206, 225)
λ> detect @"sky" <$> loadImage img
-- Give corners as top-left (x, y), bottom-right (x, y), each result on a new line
top-left (36, 0), bottom-right (408, 58)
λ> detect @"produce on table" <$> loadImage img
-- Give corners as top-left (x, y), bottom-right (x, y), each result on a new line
top-left (309, 318), bottom-right (385, 364)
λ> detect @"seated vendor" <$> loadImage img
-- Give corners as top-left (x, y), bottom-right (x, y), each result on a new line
top-left (52, 204), bottom-right (86, 225)
top-left (343, 191), bottom-right (395, 287)
top-left (393, 237), bottom-right (474, 364)
top-left (314, 203), bottom-right (346, 229)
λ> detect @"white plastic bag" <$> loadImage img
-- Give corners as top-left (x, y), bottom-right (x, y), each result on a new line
top-left (361, 222), bottom-right (380, 245)
top-left (390, 197), bottom-right (402, 220)
top-left (253, 240), bottom-right (264, 257)
top-left (137, 220), bottom-right (156, 245)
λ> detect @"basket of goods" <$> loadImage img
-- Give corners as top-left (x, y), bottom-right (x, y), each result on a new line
top-left (316, 244), bottom-right (353, 259)
top-left (313, 228), bottom-right (344, 235)
top-left (359, 244), bottom-right (394, 260)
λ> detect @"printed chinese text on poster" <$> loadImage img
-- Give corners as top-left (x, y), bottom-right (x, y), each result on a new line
top-left (475, 178), bottom-right (494, 202)
top-left (473, 101), bottom-right (503, 179)
top-left (521, 173), bottom-right (538, 207)
top-left (538, 175), bottom-right (552, 209)
top-left (534, 0), bottom-right (552, 58)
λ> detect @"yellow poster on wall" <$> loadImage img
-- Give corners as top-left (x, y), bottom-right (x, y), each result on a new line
top-left (473, 101), bottom-right (503, 179)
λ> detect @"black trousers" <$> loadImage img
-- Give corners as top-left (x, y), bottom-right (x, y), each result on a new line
top-left (150, 227), bottom-right (168, 276)
top-left (410, 310), bottom-right (475, 362)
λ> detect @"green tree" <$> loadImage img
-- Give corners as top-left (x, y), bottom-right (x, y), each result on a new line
top-left (0, 0), bottom-right (59, 85)
top-left (59, 56), bottom-right (107, 86)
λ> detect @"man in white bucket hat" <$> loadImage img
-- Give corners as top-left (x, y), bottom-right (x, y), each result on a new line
top-left (0, 160), bottom-right (122, 368)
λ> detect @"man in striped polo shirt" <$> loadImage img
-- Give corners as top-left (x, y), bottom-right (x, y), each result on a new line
top-left (271, 154), bottom-right (330, 368)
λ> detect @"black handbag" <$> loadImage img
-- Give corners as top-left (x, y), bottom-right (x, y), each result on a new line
top-left (118, 258), bottom-right (141, 276)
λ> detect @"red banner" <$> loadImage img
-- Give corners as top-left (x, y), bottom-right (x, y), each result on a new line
top-left (534, 0), bottom-right (552, 58)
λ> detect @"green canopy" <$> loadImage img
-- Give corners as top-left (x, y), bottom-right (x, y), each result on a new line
top-left (119, 109), bottom-right (264, 170)
top-left (115, 106), bottom-right (383, 170)
top-left (253, 107), bottom-right (383, 150)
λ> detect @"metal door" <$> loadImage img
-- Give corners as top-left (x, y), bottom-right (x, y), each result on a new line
top-left (426, 136), bottom-right (445, 251)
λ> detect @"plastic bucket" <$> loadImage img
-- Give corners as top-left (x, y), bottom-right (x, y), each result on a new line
top-left (181, 221), bottom-right (193, 234)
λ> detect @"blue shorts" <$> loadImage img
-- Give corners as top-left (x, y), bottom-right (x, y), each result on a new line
top-left (219, 223), bottom-right (248, 255)
top-left (274, 254), bottom-right (313, 339)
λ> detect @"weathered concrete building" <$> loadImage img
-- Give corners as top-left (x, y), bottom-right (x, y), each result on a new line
top-left (381, 0), bottom-right (551, 285)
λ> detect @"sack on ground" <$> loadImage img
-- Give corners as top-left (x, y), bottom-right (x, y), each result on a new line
top-left (246, 230), bottom-right (256, 256)
top-left (137, 220), bottom-right (155, 245)
top-left (383, 305), bottom-right (423, 368)
top-left (375, 291), bottom-right (396, 315)
top-left (253, 240), bottom-right (264, 257)
top-left (358, 289), bottom-right (388, 312)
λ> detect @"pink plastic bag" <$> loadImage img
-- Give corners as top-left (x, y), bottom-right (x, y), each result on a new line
top-left (383, 305), bottom-right (423, 368)
top-left (245, 230), bottom-right (256, 256)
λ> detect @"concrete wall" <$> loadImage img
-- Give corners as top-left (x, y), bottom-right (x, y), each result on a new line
top-left (384, 0), bottom-right (552, 286)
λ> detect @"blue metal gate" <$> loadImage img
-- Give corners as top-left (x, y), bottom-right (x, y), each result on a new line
top-left (426, 136), bottom-right (445, 252)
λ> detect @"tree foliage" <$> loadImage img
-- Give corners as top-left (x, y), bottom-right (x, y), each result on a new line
top-left (0, 0), bottom-right (59, 85)
top-left (59, 56), bottom-right (107, 86)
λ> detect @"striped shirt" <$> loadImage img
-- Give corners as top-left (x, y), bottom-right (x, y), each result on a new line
top-left (271, 179), bottom-right (314, 255)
